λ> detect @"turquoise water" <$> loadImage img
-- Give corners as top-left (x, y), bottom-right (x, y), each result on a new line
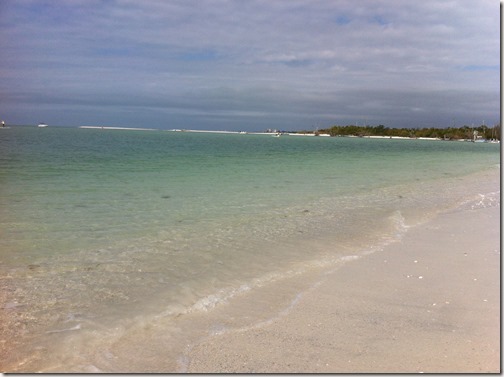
top-left (0, 127), bottom-right (500, 372)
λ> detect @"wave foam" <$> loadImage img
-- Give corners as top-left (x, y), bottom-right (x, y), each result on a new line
top-left (457, 191), bottom-right (500, 211)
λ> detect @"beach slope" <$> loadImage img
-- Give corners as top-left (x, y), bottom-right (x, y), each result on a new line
top-left (187, 204), bottom-right (500, 373)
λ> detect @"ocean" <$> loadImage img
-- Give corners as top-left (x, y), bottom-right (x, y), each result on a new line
top-left (0, 126), bottom-right (500, 372)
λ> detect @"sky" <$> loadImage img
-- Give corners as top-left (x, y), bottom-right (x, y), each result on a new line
top-left (0, 0), bottom-right (500, 131)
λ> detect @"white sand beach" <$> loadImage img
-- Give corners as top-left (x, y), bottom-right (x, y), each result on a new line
top-left (187, 204), bottom-right (500, 373)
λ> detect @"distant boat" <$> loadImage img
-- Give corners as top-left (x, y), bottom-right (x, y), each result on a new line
top-left (38, 123), bottom-right (48, 128)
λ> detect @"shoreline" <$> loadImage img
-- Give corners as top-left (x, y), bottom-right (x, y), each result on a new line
top-left (78, 126), bottom-right (157, 131)
top-left (186, 202), bottom-right (500, 373)
top-left (6, 126), bottom-right (499, 142)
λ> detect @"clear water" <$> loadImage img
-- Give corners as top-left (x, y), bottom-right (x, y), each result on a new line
top-left (0, 127), bottom-right (500, 372)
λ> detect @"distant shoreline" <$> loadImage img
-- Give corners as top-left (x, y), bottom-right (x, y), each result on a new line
top-left (4, 125), bottom-right (499, 143)
top-left (166, 129), bottom-right (331, 137)
top-left (78, 126), bottom-right (157, 131)
top-left (162, 129), bottom-right (499, 142)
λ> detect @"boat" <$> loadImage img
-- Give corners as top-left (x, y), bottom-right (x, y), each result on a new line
top-left (38, 123), bottom-right (48, 128)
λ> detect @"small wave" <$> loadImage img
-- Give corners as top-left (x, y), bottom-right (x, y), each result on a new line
top-left (178, 211), bottom-right (413, 319)
top-left (45, 323), bottom-right (82, 334)
top-left (190, 284), bottom-right (251, 312)
top-left (457, 191), bottom-right (500, 211)
top-left (157, 251), bottom-right (368, 322)
top-left (359, 210), bottom-right (412, 254)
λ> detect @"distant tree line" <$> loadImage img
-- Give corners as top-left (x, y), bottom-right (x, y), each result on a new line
top-left (312, 124), bottom-right (500, 140)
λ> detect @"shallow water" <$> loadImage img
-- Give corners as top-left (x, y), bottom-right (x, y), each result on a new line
top-left (0, 127), bottom-right (499, 372)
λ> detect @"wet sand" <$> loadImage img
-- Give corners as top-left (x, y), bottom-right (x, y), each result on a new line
top-left (187, 204), bottom-right (500, 373)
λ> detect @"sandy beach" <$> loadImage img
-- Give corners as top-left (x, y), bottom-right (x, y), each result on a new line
top-left (187, 203), bottom-right (500, 373)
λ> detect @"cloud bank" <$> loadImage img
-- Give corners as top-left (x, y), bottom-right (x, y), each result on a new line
top-left (0, 0), bottom-right (499, 130)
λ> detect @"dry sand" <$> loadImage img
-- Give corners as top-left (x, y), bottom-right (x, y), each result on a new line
top-left (187, 204), bottom-right (500, 373)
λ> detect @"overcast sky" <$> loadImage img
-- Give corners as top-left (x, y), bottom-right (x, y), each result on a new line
top-left (0, 0), bottom-right (500, 131)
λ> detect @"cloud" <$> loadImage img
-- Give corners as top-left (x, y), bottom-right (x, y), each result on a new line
top-left (0, 0), bottom-right (499, 130)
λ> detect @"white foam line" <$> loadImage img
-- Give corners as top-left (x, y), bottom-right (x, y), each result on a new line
top-left (45, 323), bottom-right (82, 334)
